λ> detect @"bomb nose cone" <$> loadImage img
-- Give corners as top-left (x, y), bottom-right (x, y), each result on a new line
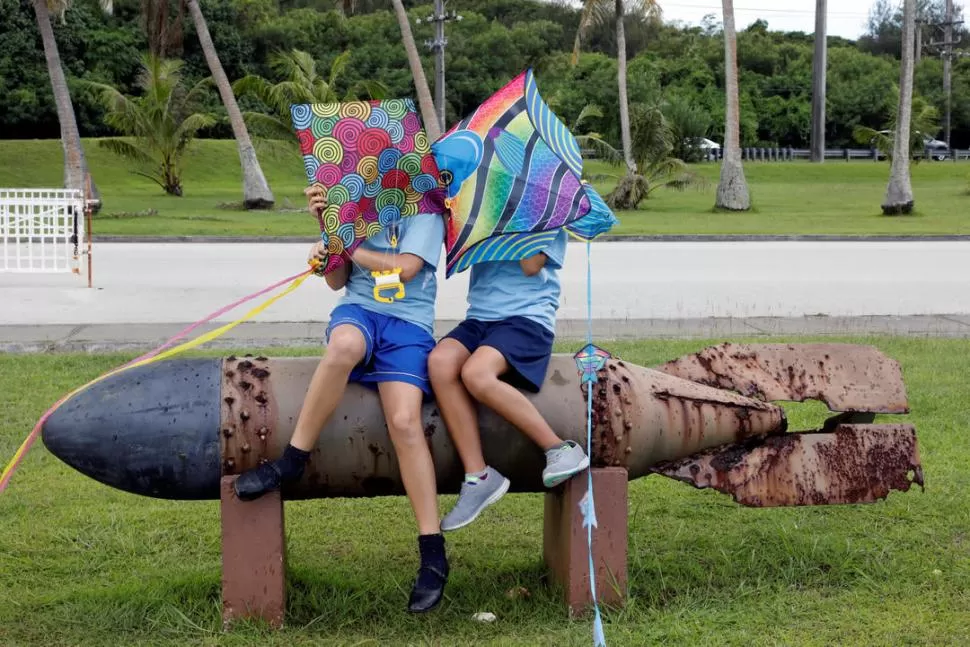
top-left (42, 358), bottom-right (222, 499)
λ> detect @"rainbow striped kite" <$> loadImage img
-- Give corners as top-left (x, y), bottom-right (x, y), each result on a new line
top-left (431, 69), bottom-right (617, 277)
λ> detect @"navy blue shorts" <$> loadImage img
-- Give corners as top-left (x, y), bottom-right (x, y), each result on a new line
top-left (326, 304), bottom-right (435, 396)
top-left (444, 316), bottom-right (555, 393)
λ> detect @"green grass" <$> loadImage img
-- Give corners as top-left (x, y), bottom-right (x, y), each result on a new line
top-left (1, 338), bottom-right (968, 646)
top-left (1, 139), bottom-right (969, 237)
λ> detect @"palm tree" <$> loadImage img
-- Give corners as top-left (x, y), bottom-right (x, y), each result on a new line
top-left (88, 55), bottom-right (216, 196)
top-left (715, 0), bottom-right (751, 211)
top-left (233, 49), bottom-right (387, 143)
top-left (186, 0), bottom-right (274, 209)
top-left (852, 88), bottom-right (939, 162)
top-left (882, 0), bottom-right (916, 215)
top-left (389, 0), bottom-right (440, 141)
top-left (32, 0), bottom-right (112, 208)
top-left (571, 0), bottom-right (661, 176)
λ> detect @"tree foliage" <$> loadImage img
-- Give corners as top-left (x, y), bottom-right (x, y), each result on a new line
top-left (2, 0), bottom-right (970, 149)
top-left (86, 54), bottom-right (216, 195)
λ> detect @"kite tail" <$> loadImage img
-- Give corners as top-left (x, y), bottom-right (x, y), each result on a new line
top-left (581, 239), bottom-right (607, 647)
top-left (0, 265), bottom-right (318, 494)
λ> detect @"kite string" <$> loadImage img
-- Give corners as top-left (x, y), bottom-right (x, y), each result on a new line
top-left (585, 239), bottom-right (607, 647)
top-left (0, 265), bottom-right (317, 494)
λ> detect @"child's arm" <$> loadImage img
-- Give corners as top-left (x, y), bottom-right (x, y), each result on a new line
top-left (519, 252), bottom-right (549, 277)
top-left (350, 248), bottom-right (425, 282)
top-left (324, 262), bottom-right (352, 291)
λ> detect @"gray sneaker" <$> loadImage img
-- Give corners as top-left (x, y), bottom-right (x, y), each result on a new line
top-left (440, 466), bottom-right (510, 532)
top-left (542, 441), bottom-right (590, 487)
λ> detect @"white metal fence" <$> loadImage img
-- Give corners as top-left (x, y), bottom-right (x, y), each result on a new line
top-left (0, 188), bottom-right (86, 275)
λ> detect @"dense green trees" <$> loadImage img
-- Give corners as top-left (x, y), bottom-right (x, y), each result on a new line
top-left (2, 0), bottom-right (969, 151)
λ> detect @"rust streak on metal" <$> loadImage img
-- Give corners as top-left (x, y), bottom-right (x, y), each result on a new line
top-left (650, 424), bottom-right (923, 507)
top-left (655, 343), bottom-right (909, 414)
top-left (220, 357), bottom-right (278, 476)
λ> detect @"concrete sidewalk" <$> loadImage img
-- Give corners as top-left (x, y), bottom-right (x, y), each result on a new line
top-left (3, 315), bottom-right (969, 353)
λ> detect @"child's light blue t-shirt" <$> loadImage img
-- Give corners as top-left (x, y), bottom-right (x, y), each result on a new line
top-left (465, 229), bottom-right (568, 333)
top-left (339, 213), bottom-right (444, 336)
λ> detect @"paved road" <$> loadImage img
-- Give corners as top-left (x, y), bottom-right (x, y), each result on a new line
top-left (3, 241), bottom-right (969, 326)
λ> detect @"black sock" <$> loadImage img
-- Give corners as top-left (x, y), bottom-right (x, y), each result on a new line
top-left (259, 443), bottom-right (310, 483)
top-left (416, 534), bottom-right (448, 584)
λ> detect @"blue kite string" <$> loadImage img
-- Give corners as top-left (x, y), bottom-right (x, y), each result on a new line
top-left (582, 239), bottom-right (607, 647)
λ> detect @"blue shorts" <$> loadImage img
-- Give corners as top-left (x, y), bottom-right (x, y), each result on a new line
top-left (444, 316), bottom-right (555, 393)
top-left (326, 304), bottom-right (435, 396)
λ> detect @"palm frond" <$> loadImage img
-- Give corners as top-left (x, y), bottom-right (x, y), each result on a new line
top-left (98, 138), bottom-right (154, 164)
top-left (242, 111), bottom-right (296, 140)
top-left (329, 51), bottom-right (352, 90)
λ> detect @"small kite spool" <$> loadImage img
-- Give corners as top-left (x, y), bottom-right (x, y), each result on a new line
top-left (372, 269), bottom-right (405, 303)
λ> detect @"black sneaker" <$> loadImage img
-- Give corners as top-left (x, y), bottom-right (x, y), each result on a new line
top-left (407, 563), bottom-right (448, 613)
top-left (233, 462), bottom-right (283, 501)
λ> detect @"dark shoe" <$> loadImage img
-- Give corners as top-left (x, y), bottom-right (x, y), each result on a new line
top-left (407, 564), bottom-right (448, 613)
top-left (233, 462), bottom-right (282, 501)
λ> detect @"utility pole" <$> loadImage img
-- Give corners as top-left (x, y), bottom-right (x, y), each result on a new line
top-left (417, 0), bottom-right (462, 134)
top-left (810, 0), bottom-right (827, 163)
top-left (926, 1), bottom-right (963, 149)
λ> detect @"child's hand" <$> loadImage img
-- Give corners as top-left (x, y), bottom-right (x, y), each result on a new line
top-left (305, 184), bottom-right (328, 218)
top-left (308, 240), bottom-right (328, 268)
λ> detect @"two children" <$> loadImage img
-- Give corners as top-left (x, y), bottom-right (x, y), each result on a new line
top-left (234, 181), bottom-right (588, 613)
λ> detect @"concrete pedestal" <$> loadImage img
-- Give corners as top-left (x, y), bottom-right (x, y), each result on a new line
top-left (220, 476), bottom-right (286, 628)
top-left (543, 467), bottom-right (629, 615)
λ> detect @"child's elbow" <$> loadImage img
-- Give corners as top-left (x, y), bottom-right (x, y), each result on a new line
top-left (400, 256), bottom-right (425, 282)
top-left (519, 254), bottom-right (547, 276)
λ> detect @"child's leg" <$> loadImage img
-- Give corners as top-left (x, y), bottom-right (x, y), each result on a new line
top-left (460, 318), bottom-right (589, 488)
top-left (377, 381), bottom-right (440, 537)
top-left (460, 346), bottom-right (562, 449)
top-left (430, 337), bottom-right (512, 532)
top-left (369, 327), bottom-right (446, 612)
top-left (428, 338), bottom-right (484, 473)
top-left (233, 317), bottom-right (368, 500)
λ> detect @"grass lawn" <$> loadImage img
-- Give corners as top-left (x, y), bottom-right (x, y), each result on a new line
top-left (1, 337), bottom-right (968, 646)
top-left (1, 139), bottom-right (969, 237)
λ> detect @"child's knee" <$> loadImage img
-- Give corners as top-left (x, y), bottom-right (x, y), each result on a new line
top-left (386, 410), bottom-right (423, 448)
top-left (428, 345), bottom-right (464, 382)
top-left (460, 361), bottom-right (497, 397)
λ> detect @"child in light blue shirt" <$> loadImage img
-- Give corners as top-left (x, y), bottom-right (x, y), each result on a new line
top-left (234, 186), bottom-right (449, 613)
top-left (428, 229), bottom-right (590, 531)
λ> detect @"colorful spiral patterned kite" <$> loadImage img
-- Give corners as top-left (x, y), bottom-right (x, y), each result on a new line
top-left (292, 104), bottom-right (313, 130)
top-left (292, 99), bottom-right (446, 274)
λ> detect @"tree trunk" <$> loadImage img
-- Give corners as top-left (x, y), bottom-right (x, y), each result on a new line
top-left (33, 0), bottom-right (101, 208)
top-left (716, 0), bottom-right (750, 211)
top-left (810, 0), bottom-right (827, 163)
top-left (615, 0), bottom-right (636, 175)
top-left (390, 0), bottom-right (441, 141)
top-left (882, 0), bottom-right (915, 215)
top-left (187, 0), bottom-right (274, 210)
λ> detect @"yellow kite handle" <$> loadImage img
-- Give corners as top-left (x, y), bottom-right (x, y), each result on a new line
top-left (372, 269), bottom-right (405, 303)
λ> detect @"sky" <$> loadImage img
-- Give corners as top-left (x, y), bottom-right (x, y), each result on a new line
top-left (657, 0), bottom-right (968, 39)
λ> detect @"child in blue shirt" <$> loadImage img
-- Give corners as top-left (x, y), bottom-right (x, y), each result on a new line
top-left (234, 186), bottom-right (449, 612)
top-left (428, 229), bottom-right (590, 531)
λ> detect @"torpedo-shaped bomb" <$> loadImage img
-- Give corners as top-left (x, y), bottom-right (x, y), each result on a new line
top-left (41, 345), bottom-right (923, 507)
top-left (42, 353), bottom-right (787, 500)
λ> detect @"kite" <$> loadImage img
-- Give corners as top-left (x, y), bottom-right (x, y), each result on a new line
top-left (573, 343), bottom-right (612, 384)
top-left (431, 69), bottom-right (618, 277)
top-left (293, 99), bottom-right (446, 275)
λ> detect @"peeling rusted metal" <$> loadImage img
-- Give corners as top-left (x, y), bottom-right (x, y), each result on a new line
top-left (584, 358), bottom-right (787, 472)
top-left (655, 343), bottom-right (909, 413)
top-left (220, 356), bottom-right (278, 476)
top-left (650, 424), bottom-right (923, 506)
